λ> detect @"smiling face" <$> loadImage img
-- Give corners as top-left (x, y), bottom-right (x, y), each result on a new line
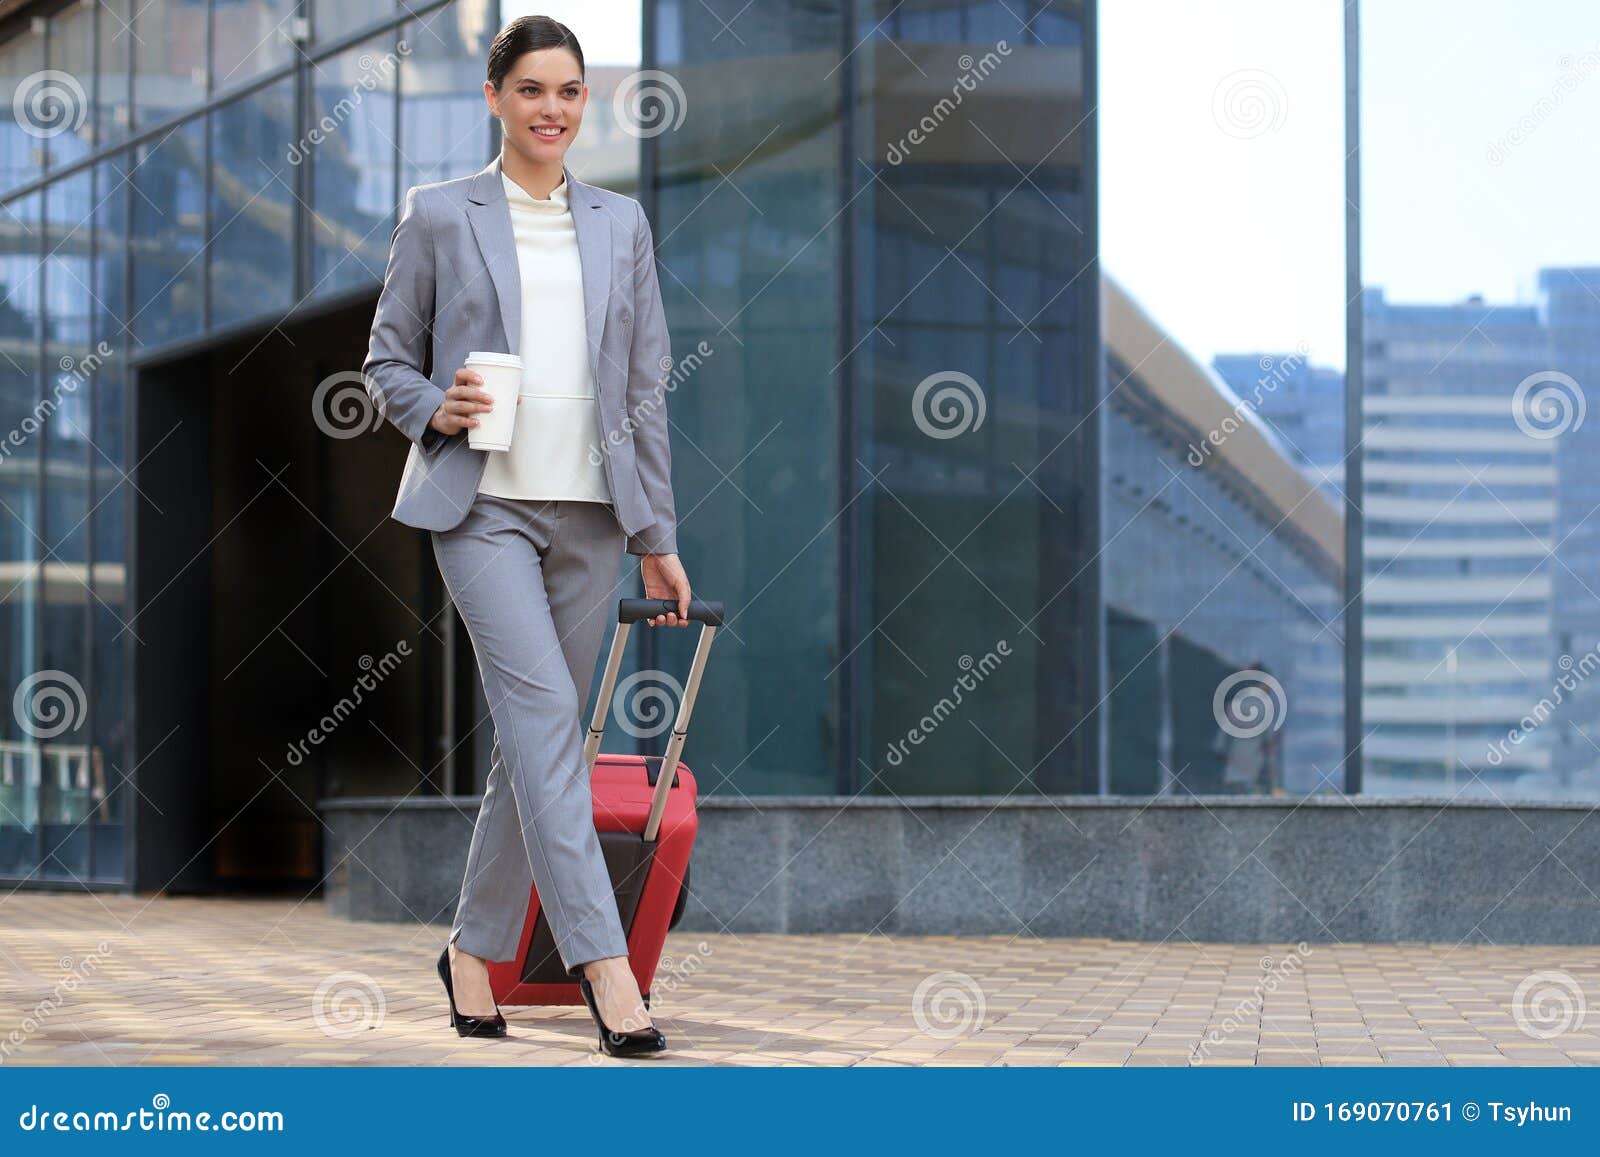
top-left (486, 47), bottom-right (585, 166)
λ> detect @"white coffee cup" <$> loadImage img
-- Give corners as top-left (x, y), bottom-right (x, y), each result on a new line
top-left (462, 351), bottom-right (523, 451)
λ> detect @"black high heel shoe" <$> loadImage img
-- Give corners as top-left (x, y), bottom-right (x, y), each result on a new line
top-left (578, 976), bottom-right (666, 1057)
top-left (437, 945), bottom-right (507, 1038)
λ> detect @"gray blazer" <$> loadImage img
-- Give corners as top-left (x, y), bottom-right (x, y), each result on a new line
top-left (362, 154), bottom-right (678, 556)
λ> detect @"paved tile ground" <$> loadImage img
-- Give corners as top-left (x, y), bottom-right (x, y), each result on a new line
top-left (1, 893), bottom-right (1597, 1066)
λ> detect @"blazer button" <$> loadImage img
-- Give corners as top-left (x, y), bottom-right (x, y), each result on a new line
top-left (621, 310), bottom-right (632, 325)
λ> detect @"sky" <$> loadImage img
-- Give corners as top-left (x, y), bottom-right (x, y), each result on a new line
top-left (508, 1), bottom-right (1600, 375)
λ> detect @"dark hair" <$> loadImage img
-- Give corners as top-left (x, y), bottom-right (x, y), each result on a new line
top-left (487, 15), bottom-right (585, 90)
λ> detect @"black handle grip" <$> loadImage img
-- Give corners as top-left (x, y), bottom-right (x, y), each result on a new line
top-left (618, 598), bottom-right (724, 626)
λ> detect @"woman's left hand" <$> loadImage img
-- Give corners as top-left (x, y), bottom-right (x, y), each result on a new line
top-left (640, 553), bottom-right (692, 626)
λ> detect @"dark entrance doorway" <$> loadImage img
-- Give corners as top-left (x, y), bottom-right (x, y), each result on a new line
top-left (130, 296), bottom-right (470, 894)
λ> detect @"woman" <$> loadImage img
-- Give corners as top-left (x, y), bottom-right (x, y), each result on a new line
top-left (361, 14), bottom-right (692, 1057)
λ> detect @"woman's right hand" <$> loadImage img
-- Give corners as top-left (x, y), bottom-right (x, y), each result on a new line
top-left (428, 367), bottom-right (497, 437)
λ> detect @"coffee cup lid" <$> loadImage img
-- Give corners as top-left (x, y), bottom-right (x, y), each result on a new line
top-left (465, 351), bottom-right (524, 368)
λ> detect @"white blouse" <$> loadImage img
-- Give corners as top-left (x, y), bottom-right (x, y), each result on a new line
top-left (476, 171), bottom-right (613, 504)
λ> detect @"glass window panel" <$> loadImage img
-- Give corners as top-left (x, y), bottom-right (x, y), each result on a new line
top-left (98, 0), bottom-right (134, 148)
top-left (1101, 0), bottom-right (1347, 796)
top-left (399, 0), bottom-right (495, 189)
top-left (0, 24), bottom-right (46, 193)
top-left (0, 190), bottom-right (42, 875)
top-left (44, 0), bottom-right (95, 171)
top-left (1360, 0), bottom-right (1600, 801)
top-left (212, 0), bottom-right (298, 92)
top-left (209, 77), bottom-right (296, 329)
top-left (130, 119), bottom-right (204, 347)
top-left (309, 33), bottom-right (400, 296)
top-left (132, 0), bottom-right (209, 131)
top-left (315, 0), bottom-right (394, 47)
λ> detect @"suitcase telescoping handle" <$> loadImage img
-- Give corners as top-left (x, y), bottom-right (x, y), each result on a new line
top-left (584, 598), bottom-right (725, 841)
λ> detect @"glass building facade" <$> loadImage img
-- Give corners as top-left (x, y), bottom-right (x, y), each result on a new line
top-left (3, 0), bottom-right (1590, 891)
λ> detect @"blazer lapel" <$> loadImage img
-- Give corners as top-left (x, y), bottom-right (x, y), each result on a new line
top-left (462, 156), bottom-right (612, 385)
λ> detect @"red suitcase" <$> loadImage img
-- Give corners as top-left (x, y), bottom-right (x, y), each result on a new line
top-left (487, 597), bottom-right (723, 1008)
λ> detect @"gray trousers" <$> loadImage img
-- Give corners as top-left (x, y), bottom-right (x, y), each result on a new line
top-left (431, 494), bottom-right (630, 974)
